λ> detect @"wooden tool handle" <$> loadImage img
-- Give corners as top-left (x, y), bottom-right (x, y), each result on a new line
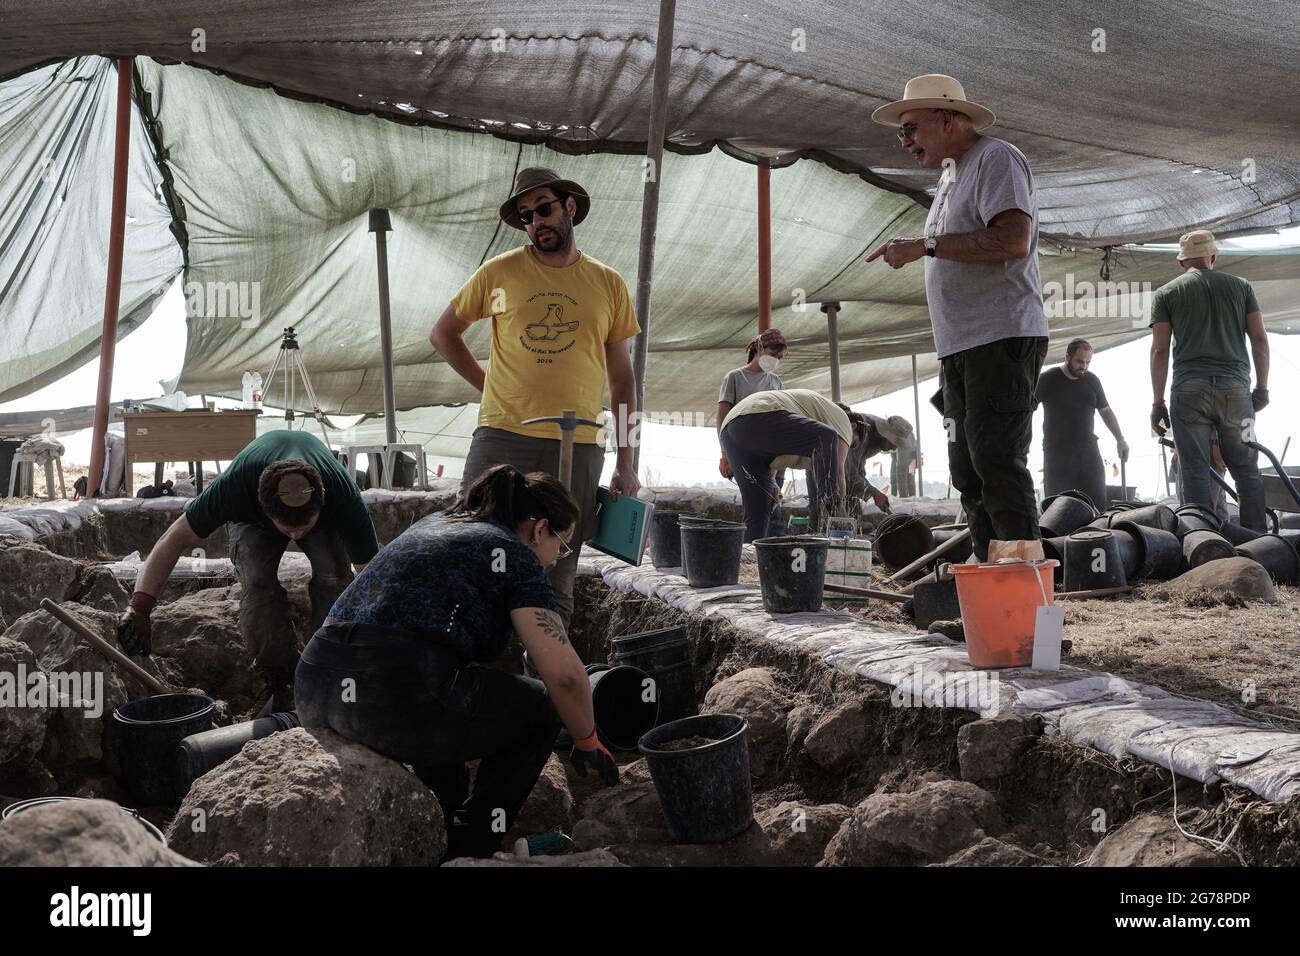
top-left (39, 598), bottom-right (167, 694)
top-left (822, 582), bottom-right (912, 603)
top-left (1053, 585), bottom-right (1132, 601)
top-left (888, 527), bottom-right (971, 582)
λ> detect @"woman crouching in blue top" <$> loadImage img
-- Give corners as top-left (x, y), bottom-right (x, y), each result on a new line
top-left (295, 463), bottom-right (620, 859)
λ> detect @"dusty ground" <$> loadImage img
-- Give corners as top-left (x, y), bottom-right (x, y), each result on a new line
top-left (1056, 585), bottom-right (1300, 727)
top-left (1, 462), bottom-right (166, 504)
top-left (745, 553), bottom-right (1300, 730)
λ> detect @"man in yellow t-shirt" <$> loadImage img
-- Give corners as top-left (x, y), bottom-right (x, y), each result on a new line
top-left (430, 167), bottom-right (642, 625)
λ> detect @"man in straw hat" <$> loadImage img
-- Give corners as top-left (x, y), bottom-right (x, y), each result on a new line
top-left (114, 430), bottom-right (380, 714)
top-left (867, 75), bottom-right (1048, 561)
top-left (430, 167), bottom-right (641, 626)
top-left (1149, 229), bottom-right (1270, 530)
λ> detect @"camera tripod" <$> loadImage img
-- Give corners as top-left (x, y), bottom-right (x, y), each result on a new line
top-left (263, 327), bottom-right (331, 446)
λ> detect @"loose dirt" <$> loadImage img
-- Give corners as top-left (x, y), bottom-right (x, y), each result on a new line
top-left (652, 736), bottom-right (719, 752)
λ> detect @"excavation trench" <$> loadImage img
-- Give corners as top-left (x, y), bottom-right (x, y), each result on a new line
top-left (3, 495), bottom-right (1298, 866)
top-left (563, 572), bottom-right (1300, 867)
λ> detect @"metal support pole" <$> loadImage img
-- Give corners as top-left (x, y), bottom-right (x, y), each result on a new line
top-left (820, 301), bottom-right (841, 402)
top-left (87, 57), bottom-right (134, 496)
top-left (912, 353), bottom-right (924, 495)
top-left (757, 165), bottom-right (771, 333)
top-left (369, 208), bottom-right (398, 445)
top-left (630, 0), bottom-right (676, 474)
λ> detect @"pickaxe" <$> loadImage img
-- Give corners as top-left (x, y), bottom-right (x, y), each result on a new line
top-left (521, 409), bottom-right (602, 490)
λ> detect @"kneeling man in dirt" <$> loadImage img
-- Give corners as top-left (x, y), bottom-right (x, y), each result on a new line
top-left (115, 431), bottom-right (379, 713)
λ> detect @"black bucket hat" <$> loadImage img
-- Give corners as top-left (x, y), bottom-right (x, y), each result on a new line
top-left (499, 166), bottom-right (591, 230)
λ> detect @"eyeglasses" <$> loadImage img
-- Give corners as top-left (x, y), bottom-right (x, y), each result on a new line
top-left (895, 123), bottom-right (920, 143)
top-left (554, 530), bottom-right (574, 559)
top-left (518, 199), bottom-right (564, 225)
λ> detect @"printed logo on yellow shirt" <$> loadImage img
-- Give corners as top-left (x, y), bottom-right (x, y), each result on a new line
top-left (520, 293), bottom-right (580, 359)
top-left (524, 303), bottom-right (579, 342)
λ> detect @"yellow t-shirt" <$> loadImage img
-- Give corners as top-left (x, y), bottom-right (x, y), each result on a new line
top-left (451, 246), bottom-right (640, 444)
top-left (721, 388), bottom-right (852, 471)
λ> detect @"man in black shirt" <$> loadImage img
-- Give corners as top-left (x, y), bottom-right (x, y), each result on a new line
top-left (1035, 339), bottom-right (1129, 509)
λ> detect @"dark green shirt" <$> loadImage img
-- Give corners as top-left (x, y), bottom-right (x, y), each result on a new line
top-left (1149, 268), bottom-right (1260, 387)
top-left (184, 430), bottom-right (379, 564)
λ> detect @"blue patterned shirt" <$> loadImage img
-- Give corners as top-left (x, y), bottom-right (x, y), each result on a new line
top-left (326, 513), bottom-right (557, 663)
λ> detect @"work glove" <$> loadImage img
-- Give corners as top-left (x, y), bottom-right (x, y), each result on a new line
top-left (1252, 387), bottom-right (1270, 412)
top-left (570, 728), bottom-right (620, 787)
top-left (115, 592), bottom-right (156, 657)
top-left (1117, 438), bottom-right (1130, 462)
top-left (719, 455), bottom-right (733, 480)
top-left (1150, 403), bottom-right (1170, 437)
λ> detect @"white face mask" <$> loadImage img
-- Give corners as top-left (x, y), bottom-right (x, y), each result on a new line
top-left (758, 354), bottom-right (780, 373)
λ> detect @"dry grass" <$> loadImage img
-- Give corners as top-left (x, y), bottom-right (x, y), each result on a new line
top-left (741, 552), bottom-right (1300, 726)
top-left (1058, 583), bottom-right (1300, 726)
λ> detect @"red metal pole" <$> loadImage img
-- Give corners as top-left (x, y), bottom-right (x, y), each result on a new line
top-left (87, 57), bottom-right (134, 496)
top-left (757, 164), bottom-right (771, 333)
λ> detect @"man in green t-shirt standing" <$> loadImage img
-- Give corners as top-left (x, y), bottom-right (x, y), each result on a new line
top-left (1150, 230), bottom-right (1270, 530)
top-left (114, 430), bottom-right (380, 711)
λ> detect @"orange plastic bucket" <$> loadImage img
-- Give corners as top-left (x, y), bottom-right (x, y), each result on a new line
top-left (948, 560), bottom-right (1058, 668)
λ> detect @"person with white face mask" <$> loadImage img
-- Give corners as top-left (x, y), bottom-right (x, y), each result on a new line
top-left (717, 328), bottom-right (788, 480)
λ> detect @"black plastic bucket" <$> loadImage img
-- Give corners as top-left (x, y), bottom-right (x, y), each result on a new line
top-left (931, 526), bottom-right (974, 564)
top-left (110, 693), bottom-right (215, 804)
top-left (1, 796), bottom-right (167, 844)
top-left (638, 713), bottom-right (752, 844)
top-left (1110, 527), bottom-right (1142, 582)
top-left (611, 626), bottom-right (697, 725)
top-left (650, 511), bottom-right (685, 569)
top-left (1039, 491), bottom-right (1098, 537)
top-left (1111, 520), bottom-right (1184, 581)
top-left (1086, 514), bottom-right (1115, 530)
top-left (677, 514), bottom-right (721, 578)
top-left (1235, 534), bottom-right (1299, 584)
top-left (680, 520), bottom-right (745, 588)
top-left (1118, 503), bottom-right (1179, 535)
top-left (177, 711), bottom-right (300, 787)
top-left (1220, 521), bottom-right (1264, 546)
top-left (753, 535), bottom-right (829, 613)
top-left (1182, 529), bottom-right (1236, 569)
top-left (1040, 536), bottom-right (1068, 586)
top-left (588, 664), bottom-right (660, 752)
top-left (1175, 504), bottom-right (1221, 538)
top-left (1064, 529), bottom-right (1127, 592)
top-left (874, 514), bottom-right (935, 571)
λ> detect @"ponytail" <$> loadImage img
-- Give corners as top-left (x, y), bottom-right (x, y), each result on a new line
top-left (447, 463), bottom-right (578, 533)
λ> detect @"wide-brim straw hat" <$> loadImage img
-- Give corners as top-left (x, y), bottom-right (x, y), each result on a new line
top-left (499, 166), bottom-right (591, 230)
top-left (871, 74), bottom-right (995, 131)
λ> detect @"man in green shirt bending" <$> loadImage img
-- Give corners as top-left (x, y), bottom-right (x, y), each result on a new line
top-left (1150, 229), bottom-right (1270, 530)
top-left (115, 430), bottom-right (380, 711)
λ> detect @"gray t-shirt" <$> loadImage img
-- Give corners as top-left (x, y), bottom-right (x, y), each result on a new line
top-left (719, 367), bottom-right (783, 405)
top-left (923, 136), bottom-right (1047, 359)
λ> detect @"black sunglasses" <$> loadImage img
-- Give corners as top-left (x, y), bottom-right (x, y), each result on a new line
top-left (518, 198), bottom-right (565, 225)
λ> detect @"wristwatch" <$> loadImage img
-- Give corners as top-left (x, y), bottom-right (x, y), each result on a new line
top-left (924, 236), bottom-right (938, 257)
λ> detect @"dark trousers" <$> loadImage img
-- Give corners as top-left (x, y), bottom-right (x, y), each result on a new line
top-left (721, 410), bottom-right (840, 543)
top-left (941, 336), bottom-right (1049, 561)
top-left (1171, 376), bottom-right (1265, 531)
top-left (227, 521), bottom-right (353, 673)
top-left (461, 426), bottom-right (603, 628)
top-left (1043, 437), bottom-right (1107, 512)
top-left (296, 622), bottom-right (560, 857)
